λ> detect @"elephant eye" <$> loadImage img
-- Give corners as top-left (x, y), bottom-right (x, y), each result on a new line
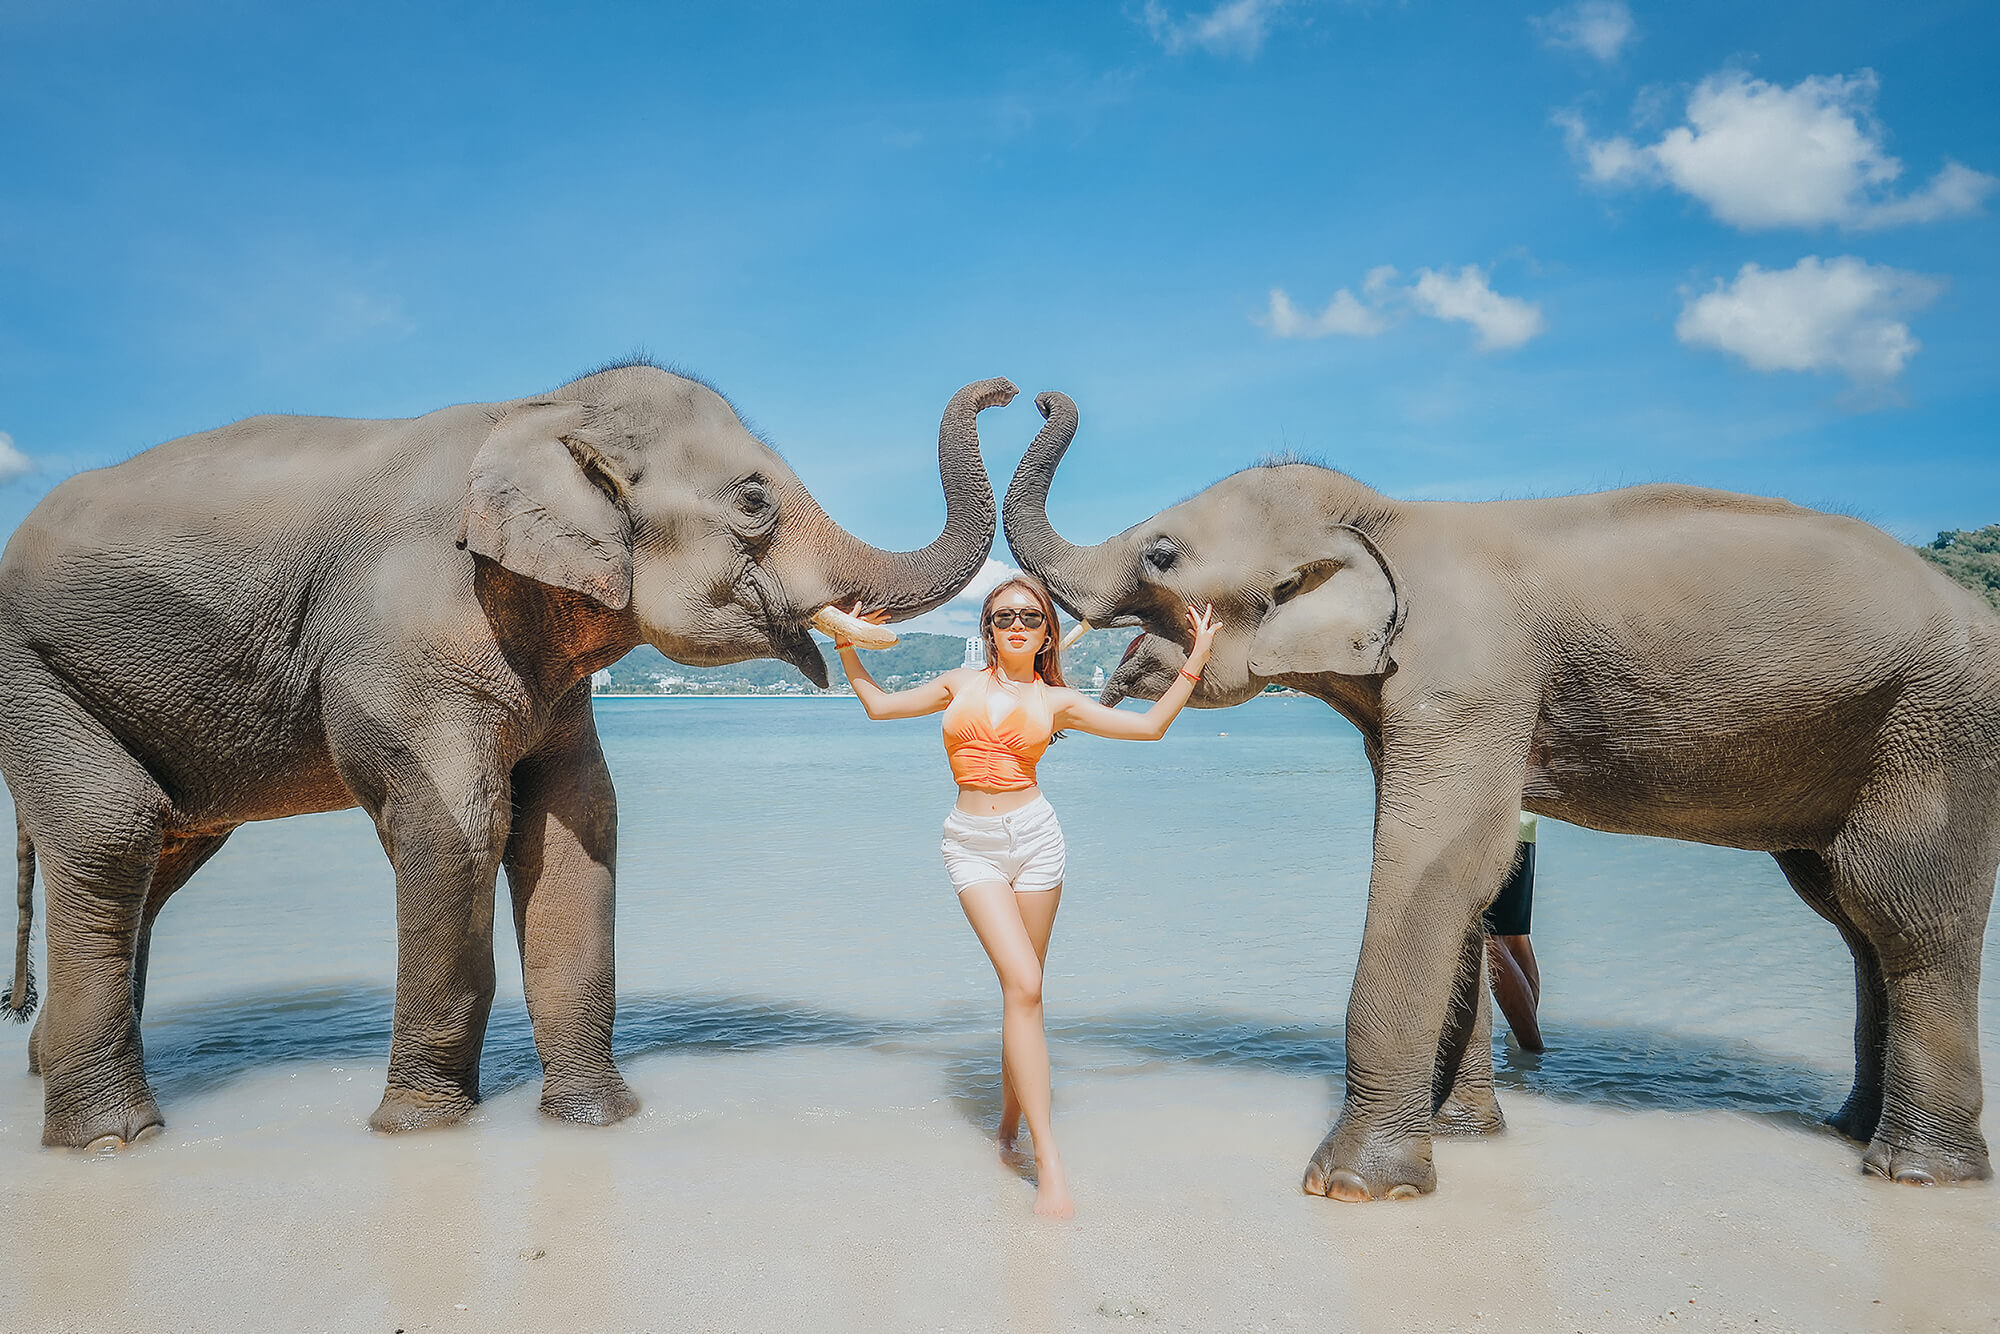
top-left (1273, 573), bottom-right (1303, 604)
top-left (730, 475), bottom-right (779, 546)
top-left (1143, 537), bottom-right (1179, 572)
top-left (732, 480), bottom-right (768, 520)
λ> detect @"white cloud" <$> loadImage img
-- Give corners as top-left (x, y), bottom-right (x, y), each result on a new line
top-left (1534, 1), bottom-right (1635, 63)
top-left (1142, 0), bottom-right (1292, 58)
top-left (1675, 255), bottom-right (1943, 384)
top-left (1263, 272), bottom-right (1390, 338)
top-left (899, 559), bottom-right (1022, 637)
top-left (0, 432), bottom-right (30, 486)
top-left (1409, 266), bottom-right (1547, 350)
top-left (1261, 264), bottom-right (1542, 351)
top-left (1560, 69), bottom-right (1998, 231)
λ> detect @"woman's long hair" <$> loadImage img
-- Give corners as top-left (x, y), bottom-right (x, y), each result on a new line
top-left (980, 574), bottom-right (1068, 689)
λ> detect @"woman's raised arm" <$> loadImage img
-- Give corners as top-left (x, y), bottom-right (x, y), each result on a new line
top-left (1053, 603), bottom-right (1217, 742)
top-left (831, 604), bottom-right (959, 720)
top-left (843, 652), bottom-right (957, 720)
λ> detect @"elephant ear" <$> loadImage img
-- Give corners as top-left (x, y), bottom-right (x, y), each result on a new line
top-left (461, 400), bottom-right (633, 610)
top-left (1247, 525), bottom-right (1404, 677)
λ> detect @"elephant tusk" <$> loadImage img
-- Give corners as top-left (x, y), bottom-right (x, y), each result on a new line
top-left (1060, 618), bottom-right (1092, 651)
top-left (812, 604), bottom-right (899, 651)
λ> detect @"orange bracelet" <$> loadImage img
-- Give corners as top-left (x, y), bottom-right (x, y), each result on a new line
top-left (1179, 668), bottom-right (1201, 683)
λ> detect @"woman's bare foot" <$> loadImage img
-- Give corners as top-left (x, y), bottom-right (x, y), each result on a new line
top-left (1033, 1155), bottom-right (1075, 1219)
top-left (998, 1128), bottom-right (1032, 1172)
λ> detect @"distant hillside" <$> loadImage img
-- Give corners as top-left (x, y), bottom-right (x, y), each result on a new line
top-left (599, 626), bottom-right (1143, 695)
top-left (1918, 525), bottom-right (2000, 612)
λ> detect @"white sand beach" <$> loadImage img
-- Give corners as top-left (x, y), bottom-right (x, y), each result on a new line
top-left (4, 1041), bottom-right (1996, 1332)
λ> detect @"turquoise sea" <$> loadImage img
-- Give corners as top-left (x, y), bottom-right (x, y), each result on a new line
top-left (6, 692), bottom-right (1994, 1131)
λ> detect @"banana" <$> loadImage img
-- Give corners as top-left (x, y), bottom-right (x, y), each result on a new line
top-left (812, 604), bottom-right (899, 651)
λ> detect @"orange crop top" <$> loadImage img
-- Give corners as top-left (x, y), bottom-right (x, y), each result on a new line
top-left (943, 669), bottom-right (1054, 791)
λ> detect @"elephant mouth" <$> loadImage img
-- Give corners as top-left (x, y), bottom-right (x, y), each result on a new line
top-left (743, 562), bottom-right (831, 689)
top-left (772, 620), bottom-right (830, 689)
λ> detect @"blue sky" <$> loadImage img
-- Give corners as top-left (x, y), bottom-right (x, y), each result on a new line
top-left (2, 0), bottom-right (1994, 635)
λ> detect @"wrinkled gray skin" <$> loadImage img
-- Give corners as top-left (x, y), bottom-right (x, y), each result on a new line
top-left (1005, 391), bottom-right (1999, 1200)
top-left (0, 362), bottom-right (1016, 1149)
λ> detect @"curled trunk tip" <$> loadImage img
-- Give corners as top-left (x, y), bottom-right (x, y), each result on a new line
top-left (807, 378), bottom-right (1009, 621)
top-left (1003, 389), bottom-right (1125, 622)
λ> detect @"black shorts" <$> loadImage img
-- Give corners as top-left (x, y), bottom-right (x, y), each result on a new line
top-left (1482, 842), bottom-right (1535, 937)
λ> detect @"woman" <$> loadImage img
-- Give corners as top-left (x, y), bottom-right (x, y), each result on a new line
top-left (830, 575), bottom-right (1217, 1219)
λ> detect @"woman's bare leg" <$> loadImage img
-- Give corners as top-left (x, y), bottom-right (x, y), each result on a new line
top-left (960, 879), bottom-right (1073, 1218)
top-left (999, 884), bottom-right (1062, 1153)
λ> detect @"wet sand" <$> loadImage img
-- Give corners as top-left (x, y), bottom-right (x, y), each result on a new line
top-left (4, 1036), bottom-right (1996, 1333)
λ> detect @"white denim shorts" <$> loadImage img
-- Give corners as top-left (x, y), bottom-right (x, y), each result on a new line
top-left (940, 795), bottom-right (1067, 895)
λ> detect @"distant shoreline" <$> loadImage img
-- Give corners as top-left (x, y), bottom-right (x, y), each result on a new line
top-left (591, 688), bottom-right (1308, 700)
top-left (592, 692), bottom-right (851, 700)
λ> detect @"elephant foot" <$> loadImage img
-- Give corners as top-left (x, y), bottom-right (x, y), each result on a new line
top-left (1301, 1122), bottom-right (1436, 1202)
top-left (1826, 1093), bottom-right (1881, 1145)
top-left (43, 1095), bottom-right (166, 1150)
top-left (540, 1076), bottom-right (640, 1127)
top-left (1860, 1134), bottom-right (1992, 1187)
top-left (1432, 1090), bottom-right (1505, 1138)
top-left (368, 1085), bottom-right (478, 1134)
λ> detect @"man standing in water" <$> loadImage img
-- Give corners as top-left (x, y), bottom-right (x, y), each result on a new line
top-left (1485, 813), bottom-right (1544, 1053)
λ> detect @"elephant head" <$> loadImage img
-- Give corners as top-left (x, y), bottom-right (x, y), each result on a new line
top-left (1003, 391), bottom-right (1405, 706)
top-left (464, 362), bottom-right (1012, 686)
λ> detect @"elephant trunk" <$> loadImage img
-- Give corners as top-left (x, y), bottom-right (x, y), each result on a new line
top-left (1099, 631), bottom-right (1185, 708)
top-left (1002, 391), bottom-right (1134, 623)
top-left (3, 816), bottom-right (34, 1021)
top-left (797, 377), bottom-right (1014, 620)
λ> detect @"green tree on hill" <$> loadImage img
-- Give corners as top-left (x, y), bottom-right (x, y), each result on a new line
top-left (1918, 526), bottom-right (2000, 613)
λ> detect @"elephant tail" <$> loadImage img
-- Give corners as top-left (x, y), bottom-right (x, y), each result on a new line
top-left (3, 814), bottom-right (34, 1022)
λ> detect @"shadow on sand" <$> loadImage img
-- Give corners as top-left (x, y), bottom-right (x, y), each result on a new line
top-left (122, 984), bottom-right (1848, 1141)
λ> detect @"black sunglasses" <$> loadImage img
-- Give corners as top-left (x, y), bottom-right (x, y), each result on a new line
top-left (988, 608), bottom-right (1046, 629)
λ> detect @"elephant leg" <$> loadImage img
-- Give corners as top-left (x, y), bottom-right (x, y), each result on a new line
top-left (1431, 919), bottom-right (1504, 1137)
top-left (132, 832), bottom-right (233, 1021)
top-left (1829, 819), bottom-right (1994, 1186)
top-left (341, 731), bottom-right (509, 1134)
top-left (1303, 752), bottom-right (1525, 1202)
top-left (1773, 849), bottom-right (1885, 1143)
top-left (1, 694), bottom-right (172, 1148)
top-left (23, 831), bottom-right (225, 1078)
top-left (504, 690), bottom-right (636, 1127)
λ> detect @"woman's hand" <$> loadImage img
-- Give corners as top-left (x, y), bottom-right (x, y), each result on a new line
top-left (1184, 602), bottom-right (1219, 675)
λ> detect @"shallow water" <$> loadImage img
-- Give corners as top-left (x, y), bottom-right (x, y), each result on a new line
top-left (31, 693), bottom-right (1988, 1115)
top-left (4, 695), bottom-right (1997, 1332)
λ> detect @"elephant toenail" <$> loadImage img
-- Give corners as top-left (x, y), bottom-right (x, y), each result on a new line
top-left (1323, 1169), bottom-right (1372, 1203)
top-left (1387, 1183), bottom-right (1421, 1200)
top-left (85, 1134), bottom-right (125, 1153)
top-left (1893, 1167), bottom-right (1937, 1186)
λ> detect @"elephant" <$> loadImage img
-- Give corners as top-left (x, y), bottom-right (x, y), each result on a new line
top-left (0, 360), bottom-right (1017, 1150)
top-left (1002, 390), bottom-right (1999, 1199)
